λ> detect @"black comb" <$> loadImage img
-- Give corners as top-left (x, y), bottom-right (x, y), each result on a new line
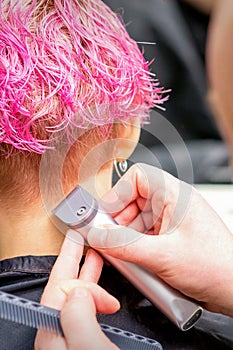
top-left (0, 291), bottom-right (163, 350)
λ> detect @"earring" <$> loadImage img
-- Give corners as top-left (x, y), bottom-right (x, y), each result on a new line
top-left (114, 159), bottom-right (128, 178)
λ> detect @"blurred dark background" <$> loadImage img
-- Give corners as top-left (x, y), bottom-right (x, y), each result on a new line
top-left (105, 0), bottom-right (232, 184)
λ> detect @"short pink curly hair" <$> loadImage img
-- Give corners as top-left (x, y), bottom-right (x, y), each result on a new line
top-left (0, 0), bottom-right (165, 155)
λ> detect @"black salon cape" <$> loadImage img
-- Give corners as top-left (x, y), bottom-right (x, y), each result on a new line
top-left (0, 256), bottom-right (232, 350)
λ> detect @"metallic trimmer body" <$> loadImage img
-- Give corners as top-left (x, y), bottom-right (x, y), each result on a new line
top-left (53, 186), bottom-right (203, 331)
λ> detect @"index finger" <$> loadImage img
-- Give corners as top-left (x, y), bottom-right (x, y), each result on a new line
top-left (49, 229), bottom-right (84, 281)
top-left (100, 163), bottom-right (167, 216)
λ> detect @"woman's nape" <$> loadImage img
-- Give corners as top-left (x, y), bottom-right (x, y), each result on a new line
top-left (0, 0), bottom-right (165, 260)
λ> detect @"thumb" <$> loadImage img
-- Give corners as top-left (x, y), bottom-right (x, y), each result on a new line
top-left (61, 287), bottom-right (118, 350)
top-left (87, 225), bottom-right (170, 271)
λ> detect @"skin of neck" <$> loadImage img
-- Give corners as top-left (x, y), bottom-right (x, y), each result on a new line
top-left (0, 120), bottom-right (140, 260)
top-left (0, 163), bottom-right (113, 260)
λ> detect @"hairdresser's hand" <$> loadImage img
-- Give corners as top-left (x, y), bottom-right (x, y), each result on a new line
top-left (87, 163), bottom-right (233, 317)
top-left (34, 230), bottom-right (119, 350)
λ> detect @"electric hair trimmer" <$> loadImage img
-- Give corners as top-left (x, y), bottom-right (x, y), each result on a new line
top-left (53, 186), bottom-right (203, 331)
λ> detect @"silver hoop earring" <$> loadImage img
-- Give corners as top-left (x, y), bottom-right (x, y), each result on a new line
top-left (114, 159), bottom-right (128, 178)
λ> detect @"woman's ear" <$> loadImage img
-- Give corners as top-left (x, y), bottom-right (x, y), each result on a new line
top-left (113, 118), bottom-right (141, 161)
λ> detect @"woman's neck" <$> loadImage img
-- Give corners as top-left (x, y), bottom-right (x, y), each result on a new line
top-left (0, 206), bottom-right (64, 260)
top-left (0, 168), bottom-right (113, 260)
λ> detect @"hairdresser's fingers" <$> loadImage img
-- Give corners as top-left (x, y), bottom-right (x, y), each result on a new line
top-left (59, 280), bottom-right (120, 314)
top-left (113, 201), bottom-right (140, 226)
top-left (79, 248), bottom-right (103, 283)
top-left (49, 230), bottom-right (84, 281)
top-left (61, 287), bottom-right (119, 350)
top-left (100, 164), bottom-right (164, 213)
top-left (42, 279), bottom-right (120, 314)
top-left (100, 164), bottom-right (180, 229)
top-left (35, 287), bottom-right (119, 350)
top-left (104, 164), bottom-right (192, 235)
top-left (34, 330), bottom-right (66, 350)
top-left (87, 225), bottom-right (171, 272)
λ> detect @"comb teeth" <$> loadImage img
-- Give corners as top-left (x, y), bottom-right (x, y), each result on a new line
top-left (0, 291), bottom-right (163, 349)
top-left (0, 291), bottom-right (63, 335)
top-left (100, 324), bottom-right (163, 350)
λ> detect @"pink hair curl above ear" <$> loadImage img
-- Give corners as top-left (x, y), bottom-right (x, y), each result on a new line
top-left (0, 0), bottom-right (167, 154)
